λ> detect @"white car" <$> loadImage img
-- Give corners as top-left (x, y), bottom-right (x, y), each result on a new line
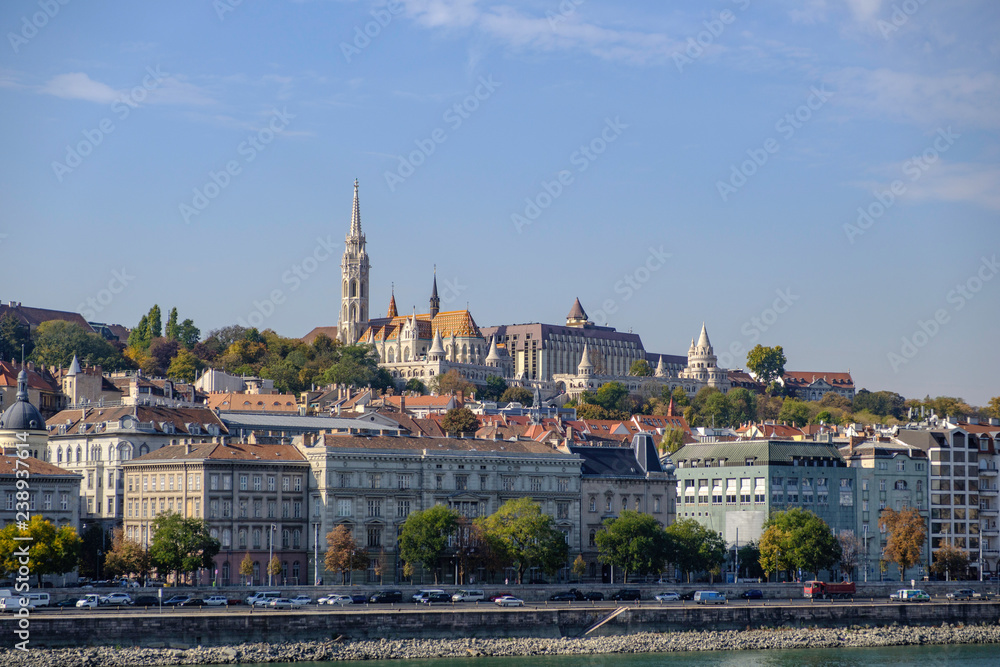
top-left (76, 594), bottom-right (101, 608)
top-left (268, 598), bottom-right (304, 609)
top-left (204, 596), bottom-right (229, 606)
top-left (100, 593), bottom-right (133, 605)
top-left (290, 595), bottom-right (312, 605)
top-left (494, 595), bottom-right (524, 607)
top-left (655, 592), bottom-right (680, 602)
top-left (323, 595), bottom-right (354, 606)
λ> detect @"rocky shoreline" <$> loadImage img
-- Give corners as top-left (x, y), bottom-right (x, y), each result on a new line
top-left (2, 624), bottom-right (999, 666)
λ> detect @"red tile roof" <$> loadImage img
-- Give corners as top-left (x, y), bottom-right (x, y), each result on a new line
top-left (783, 371), bottom-right (855, 388)
top-left (206, 392), bottom-right (300, 412)
top-left (0, 454), bottom-right (80, 477)
top-left (129, 441), bottom-right (306, 462)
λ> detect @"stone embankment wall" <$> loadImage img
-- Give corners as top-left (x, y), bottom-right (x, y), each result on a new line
top-left (4, 602), bottom-right (1000, 649)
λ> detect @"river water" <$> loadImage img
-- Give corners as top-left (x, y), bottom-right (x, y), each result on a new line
top-left (206, 643), bottom-right (994, 666)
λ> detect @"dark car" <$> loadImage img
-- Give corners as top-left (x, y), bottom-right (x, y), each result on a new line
top-left (422, 592), bottom-right (452, 605)
top-left (611, 589), bottom-right (641, 602)
top-left (55, 597), bottom-right (80, 608)
top-left (582, 591), bottom-right (604, 601)
top-left (133, 596), bottom-right (159, 607)
top-left (350, 594), bottom-right (368, 605)
top-left (369, 590), bottom-right (403, 604)
top-left (680, 591), bottom-right (697, 601)
top-left (177, 598), bottom-right (205, 607)
top-left (740, 589), bottom-right (764, 599)
top-left (162, 595), bottom-right (190, 606)
top-left (549, 592), bottom-right (578, 602)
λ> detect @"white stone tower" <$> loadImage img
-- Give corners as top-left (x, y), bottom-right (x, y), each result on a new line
top-left (338, 179), bottom-right (370, 344)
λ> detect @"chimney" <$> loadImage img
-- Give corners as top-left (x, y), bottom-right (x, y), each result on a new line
top-left (400, 394), bottom-right (406, 414)
top-left (185, 443), bottom-right (192, 454)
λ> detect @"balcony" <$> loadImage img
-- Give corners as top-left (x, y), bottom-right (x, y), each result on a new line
top-left (980, 468), bottom-right (999, 478)
top-left (981, 486), bottom-right (999, 496)
top-left (981, 507), bottom-right (1000, 517)
top-left (982, 526), bottom-right (1000, 536)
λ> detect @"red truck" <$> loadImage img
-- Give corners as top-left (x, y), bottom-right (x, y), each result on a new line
top-left (803, 581), bottom-right (856, 599)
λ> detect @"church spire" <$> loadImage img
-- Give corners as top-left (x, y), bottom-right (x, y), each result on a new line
top-left (350, 178), bottom-right (362, 237)
top-left (387, 284), bottom-right (398, 319)
top-left (429, 265), bottom-right (440, 319)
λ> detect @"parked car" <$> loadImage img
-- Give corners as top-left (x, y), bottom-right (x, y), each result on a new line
top-left (133, 596), bottom-right (159, 607)
top-left (452, 589), bottom-right (485, 603)
top-left (422, 592), bottom-right (453, 605)
top-left (163, 595), bottom-right (191, 607)
top-left (290, 595), bottom-right (312, 606)
top-left (55, 597), bottom-right (81, 608)
top-left (204, 596), bottom-right (229, 607)
top-left (680, 591), bottom-right (697, 601)
top-left (611, 589), bottom-right (641, 602)
top-left (0, 597), bottom-right (33, 612)
top-left (268, 598), bottom-right (303, 609)
top-left (177, 598), bottom-right (206, 607)
top-left (245, 591), bottom-right (281, 607)
top-left (350, 594), bottom-right (369, 605)
top-left (369, 590), bottom-right (403, 604)
top-left (100, 593), bottom-right (133, 605)
top-left (549, 592), bottom-right (578, 602)
top-left (494, 595), bottom-right (524, 607)
top-left (581, 591), bottom-right (605, 601)
top-left (76, 594), bottom-right (101, 608)
top-left (26, 593), bottom-right (50, 607)
top-left (654, 592), bottom-right (680, 602)
top-left (489, 592), bottom-right (513, 602)
top-left (740, 589), bottom-right (764, 600)
top-left (694, 591), bottom-right (727, 605)
top-left (323, 595), bottom-right (354, 606)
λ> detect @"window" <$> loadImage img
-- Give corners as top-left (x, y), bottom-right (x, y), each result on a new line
top-left (283, 500), bottom-right (290, 518)
top-left (397, 499), bottom-right (410, 519)
top-left (399, 474), bottom-right (412, 490)
top-left (210, 475), bottom-right (218, 491)
top-left (722, 479), bottom-right (733, 505)
top-left (222, 529), bottom-right (231, 548)
top-left (589, 497), bottom-right (597, 512)
top-left (253, 475), bottom-right (261, 491)
top-left (557, 502), bottom-right (569, 519)
top-left (862, 479), bottom-right (869, 491)
top-left (337, 499), bottom-right (352, 517)
top-left (740, 478), bottom-right (751, 504)
top-left (268, 500), bottom-right (276, 518)
top-left (367, 499), bottom-right (382, 517)
top-left (142, 500), bottom-right (148, 517)
top-left (43, 493), bottom-right (52, 510)
top-left (293, 501), bottom-right (301, 518)
top-left (223, 500), bottom-right (232, 518)
top-left (530, 477), bottom-right (542, 492)
top-left (654, 497), bottom-right (661, 513)
top-left (557, 478), bottom-right (569, 492)
top-left (897, 460), bottom-right (905, 472)
top-left (339, 472), bottom-right (352, 488)
top-left (436, 475), bottom-right (443, 490)
top-left (240, 475), bottom-right (248, 491)
top-left (282, 530), bottom-right (290, 549)
top-left (605, 496), bottom-right (612, 512)
top-left (480, 474), bottom-right (488, 490)
top-left (61, 493), bottom-right (68, 511)
top-left (589, 529), bottom-right (596, 547)
top-left (268, 476), bottom-right (276, 491)
top-left (223, 475), bottom-right (232, 490)
top-left (456, 475), bottom-right (468, 491)
top-left (143, 476), bottom-right (148, 492)
top-left (254, 500), bottom-right (262, 518)
top-left (194, 499), bottom-right (200, 517)
top-left (294, 477), bottom-right (302, 492)
top-left (210, 500), bottom-right (219, 517)
top-left (253, 529), bottom-right (261, 549)
top-left (879, 479), bottom-right (886, 492)
top-left (368, 473), bottom-right (382, 489)
top-left (367, 528), bottom-right (381, 548)
top-left (282, 476), bottom-right (290, 492)
top-left (293, 530), bottom-right (300, 550)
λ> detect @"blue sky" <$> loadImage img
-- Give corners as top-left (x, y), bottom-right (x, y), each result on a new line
top-left (1, 0), bottom-right (998, 405)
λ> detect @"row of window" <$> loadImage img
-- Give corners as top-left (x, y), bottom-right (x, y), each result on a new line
top-left (329, 471), bottom-right (571, 493)
top-left (125, 524), bottom-right (304, 550)
top-left (127, 497), bottom-right (202, 518)
top-left (588, 496), bottom-right (661, 513)
top-left (4, 492), bottom-right (69, 511)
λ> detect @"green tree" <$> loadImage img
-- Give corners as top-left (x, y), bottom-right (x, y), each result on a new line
top-left (726, 388), bottom-right (758, 427)
top-left (478, 497), bottom-right (568, 584)
top-left (736, 541), bottom-right (765, 581)
top-left (31, 320), bottom-right (129, 371)
top-left (500, 386), bottom-right (532, 406)
top-left (398, 505), bottom-right (460, 584)
top-left (103, 528), bottom-right (150, 582)
top-left (320, 343), bottom-right (393, 391)
top-left (778, 399), bottom-right (811, 427)
top-left (178, 319), bottom-right (200, 349)
top-left (148, 305), bottom-right (162, 339)
top-left (440, 407), bottom-right (480, 434)
top-left (165, 307), bottom-right (179, 341)
top-left (404, 378), bottom-right (428, 395)
top-left (659, 426), bottom-right (686, 454)
top-left (853, 390), bottom-right (905, 420)
top-left (595, 510), bottom-right (671, 583)
top-left (167, 349), bottom-right (203, 383)
top-left (480, 375), bottom-right (508, 402)
top-left (701, 392), bottom-right (730, 428)
top-left (760, 508), bottom-right (840, 579)
top-left (0, 516), bottom-right (81, 585)
top-left (629, 359), bottom-right (653, 376)
top-left (595, 381), bottom-right (631, 414)
top-left (239, 552), bottom-right (254, 584)
top-left (986, 396), bottom-right (1000, 420)
top-left (147, 513), bottom-right (220, 584)
top-left (0, 312), bottom-right (33, 360)
top-left (664, 518), bottom-right (726, 583)
top-left (571, 554), bottom-right (586, 580)
top-left (431, 369), bottom-right (475, 397)
top-left (128, 314), bottom-right (151, 350)
top-left (880, 507), bottom-right (927, 581)
top-left (669, 386), bottom-right (690, 407)
top-left (746, 344), bottom-right (786, 391)
top-left (324, 525), bottom-right (368, 585)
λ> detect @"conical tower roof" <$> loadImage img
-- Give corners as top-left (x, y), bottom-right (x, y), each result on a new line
top-left (387, 286), bottom-right (398, 318)
top-left (67, 354), bottom-right (81, 376)
top-left (578, 344), bottom-right (594, 373)
top-left (697, 322), bottom-right (711, 349)
top-left (428, 329), bottom-right (446, 357)
top-left (486, 335), bottom-right (502, 363)
top-left (350, 179), bottom-right (362, 237)
top-left (567, 297), bottom-right (587, 321)
top-left (655, 355), bottom-right (667, 378)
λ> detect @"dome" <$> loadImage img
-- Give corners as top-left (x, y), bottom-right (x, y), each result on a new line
top-left (0, 370), bottom-right (46, 432)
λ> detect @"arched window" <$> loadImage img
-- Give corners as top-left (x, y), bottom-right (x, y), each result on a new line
top-left (343, 280), bottom-right (348, 297)
top-left (57, 447), bottom-right (63, 463)
top-left (282, 530), bottom-right (290, 549)
top-left (221, 561), bottom-right (230, 585)
top-left (292, 561), bottom-right (300, 583)
top-left (351, 280), bottom-right (358, 298)
top-left (350, 304), bottom-right (357, 320)
top-left (252, 561), bottom-right (260, 584)
top-left (222, 529), bottom-right (231, 548)
top-left (388, 349), bottom-right (395, 363)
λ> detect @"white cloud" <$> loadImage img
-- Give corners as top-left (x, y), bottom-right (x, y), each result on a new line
top-left (40, 72), bottom-right (121, 104)
top-left (400, 0), bottom-right (682, 65)
top-left (826, 67), bottom-right (1000, 129)
top-left (905, 162), bottom-right (1000, 212)
top-left (843, 0), bottom-right (883, 22)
